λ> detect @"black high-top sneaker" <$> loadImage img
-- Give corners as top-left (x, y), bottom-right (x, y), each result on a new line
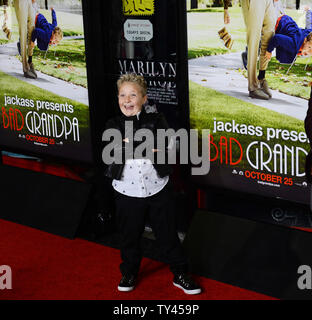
top-left (118, 275), bottom-right (136, 292)
top-left (173, 273), bottom-right (201, 295)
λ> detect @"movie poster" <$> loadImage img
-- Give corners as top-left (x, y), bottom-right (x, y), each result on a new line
top-left (104, 0), bottom-right (183, 129)
top-left (187, 1), bottom-right (312, 204)
top-left (0, 0), bottom-right (92, 163)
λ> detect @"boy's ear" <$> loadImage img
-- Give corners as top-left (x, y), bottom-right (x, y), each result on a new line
top-left (143, 95), bottom-right (147, 104)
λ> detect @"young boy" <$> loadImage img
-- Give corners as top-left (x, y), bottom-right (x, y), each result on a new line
top-left (266, 15), bottom-right (312, 64)
top-left (30, 6), bottom-right (63, 52)
top-left (104, 73), bottom-right (201, 295)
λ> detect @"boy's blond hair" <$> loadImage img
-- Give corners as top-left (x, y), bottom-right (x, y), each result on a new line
top-left (117, 73), bottom-right (147, 96)
top-left (53, 27), bottom-right (63, 41)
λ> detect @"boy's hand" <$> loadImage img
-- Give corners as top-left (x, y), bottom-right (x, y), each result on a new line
top-left (224, 9), bottom-right (230, 24)
top-left (123, 138), bottom-right (129, 143)
top-left (265, 51), bottom-right (272, 61)
top-left (30, 41), bottom-right (35, 49)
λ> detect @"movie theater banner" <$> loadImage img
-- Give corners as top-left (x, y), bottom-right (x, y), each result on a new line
top-left (0, 0), bottom-right (92, 163)
top-left (187, 4), bottom-right (311, 204)
top-left (97, 0), bottom-right (185, 130)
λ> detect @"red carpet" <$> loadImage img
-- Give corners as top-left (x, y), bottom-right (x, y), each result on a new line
top-left (0, 219), bottom-right (277, 300)
top-left (2, 156), bottom-right (84, 181)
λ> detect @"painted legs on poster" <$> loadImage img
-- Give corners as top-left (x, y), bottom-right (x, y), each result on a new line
top-left (13, 0), bottom-right (36, 78)
top-left (241, 0), bottom-right (275, 95)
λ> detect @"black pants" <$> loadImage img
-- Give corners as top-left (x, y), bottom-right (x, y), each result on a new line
top-left (114, 182), bottom-right (188, 277)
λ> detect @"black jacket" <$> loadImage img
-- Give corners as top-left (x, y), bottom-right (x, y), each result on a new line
top-left (103, 108), bottom-right (173, 180)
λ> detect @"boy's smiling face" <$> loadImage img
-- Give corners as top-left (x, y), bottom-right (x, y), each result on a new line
top-left (118, 82), bottom-right (147, 117)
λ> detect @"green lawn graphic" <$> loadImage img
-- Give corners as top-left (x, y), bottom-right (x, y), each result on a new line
top-left (0, 71), bottom-right (90, 144)
top-left (189, 80), bottom-right (309, 176)
top-left (187, 6), bottom-right (312, 99)
top-left (0, 7), bottom-right (87, 88)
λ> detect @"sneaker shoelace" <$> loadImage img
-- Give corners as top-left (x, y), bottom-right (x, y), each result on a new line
top-left (178, 274), bottom-right (194, 288)
top-left (121, 275), bottom-right (135, 284)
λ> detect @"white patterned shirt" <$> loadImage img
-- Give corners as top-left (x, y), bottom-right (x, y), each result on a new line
top-left (112, 158), bottom-right (169, 198)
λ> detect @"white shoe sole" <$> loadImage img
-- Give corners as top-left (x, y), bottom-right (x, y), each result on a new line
top-left (173, 282), bottom-right (202, 295)
top-left (118, 285), bottom-right (134, 292)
